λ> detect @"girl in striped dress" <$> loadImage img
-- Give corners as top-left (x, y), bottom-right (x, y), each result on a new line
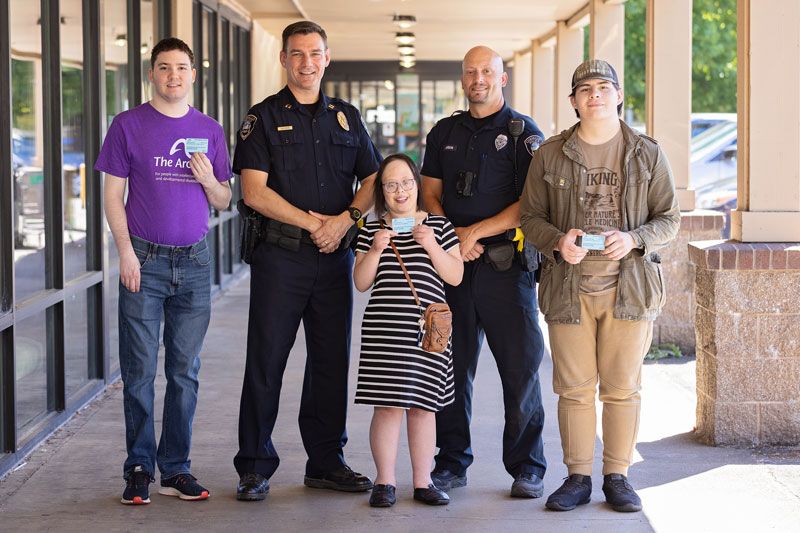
top-left (353, 153), bottom-right (463, 507)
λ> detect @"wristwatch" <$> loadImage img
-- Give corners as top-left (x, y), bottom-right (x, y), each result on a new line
top-left (348, 206), bottom-right (362, 222)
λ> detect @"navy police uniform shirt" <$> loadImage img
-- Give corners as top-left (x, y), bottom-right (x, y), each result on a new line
top-left (233, 86), bottom-right (382, 216)
top-left (421, 103), bottom-right (544, 242)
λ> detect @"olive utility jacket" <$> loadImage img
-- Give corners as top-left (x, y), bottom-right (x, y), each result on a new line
top-left (519, 121), bottom-right (681, 324)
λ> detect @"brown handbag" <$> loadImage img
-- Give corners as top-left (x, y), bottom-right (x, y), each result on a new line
top-left (379, 220), bottom-right (452, 353)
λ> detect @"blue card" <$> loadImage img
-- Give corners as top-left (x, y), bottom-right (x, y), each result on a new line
top-left (579, 234), bottom-right (606, 250)
top-left (185, 138), bottom-right (209, 153)
top-left (391, 217), bottom-right (415, 233)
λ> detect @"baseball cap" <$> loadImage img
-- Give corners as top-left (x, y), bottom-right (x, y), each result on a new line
top-left (571, 59), bottom-right (619, 90)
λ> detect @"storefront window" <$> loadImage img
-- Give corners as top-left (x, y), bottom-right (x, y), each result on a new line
top-left (62, 0), bottom-right (88, 280)
top-left (15, 310), bottom-right (48, 442)
top-left (65, 290), bottom-right (91, 398)
top-left (11, 1), bottom-right (46, 302)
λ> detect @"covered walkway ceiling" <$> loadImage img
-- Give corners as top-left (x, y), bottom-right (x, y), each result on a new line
top-left (237, 0), bottom-right (589, 60)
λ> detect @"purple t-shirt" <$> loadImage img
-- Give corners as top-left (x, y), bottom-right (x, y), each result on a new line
top-left (95, 103), bottom-right (232, 246)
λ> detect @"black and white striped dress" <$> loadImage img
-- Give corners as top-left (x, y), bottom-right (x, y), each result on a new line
top-left (354, 214), bottom-right (459, 412)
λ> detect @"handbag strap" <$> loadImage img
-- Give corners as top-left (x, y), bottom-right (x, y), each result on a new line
top-left (379, 219), bottom-right (422, 308)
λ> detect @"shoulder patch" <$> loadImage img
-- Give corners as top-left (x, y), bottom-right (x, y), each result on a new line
top-left (524, 134), bottom-right (544, 155)
top-left (239, 114), bottom-right (258, 140)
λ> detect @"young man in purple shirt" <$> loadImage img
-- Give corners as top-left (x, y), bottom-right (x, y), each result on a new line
top-left (96, 37), bottom-right (232, 505)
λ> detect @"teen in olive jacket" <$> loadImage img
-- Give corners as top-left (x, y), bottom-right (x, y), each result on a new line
top-left (519, 120), bottom-right (680, 324)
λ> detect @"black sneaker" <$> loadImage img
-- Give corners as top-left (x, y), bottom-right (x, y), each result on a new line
top-left (430, 468), bottom-right (467, 492)
top-left (121, 465), bottom-right (152, 505)
top-left (602, 474), bottom-right (642, 512)
top-left (545, 474), bottom-right (592, 511)
top-left (304, 465), bottom-right (373, 492)
top-left (158, 473), bottom-right (210, 501)
top-left (510, 472), bottom-right (544, 498)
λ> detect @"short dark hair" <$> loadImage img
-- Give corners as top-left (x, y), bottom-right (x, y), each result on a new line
top-left (373, 153), bottom-right (425, 217)
top-left (570, 83), bottom-right (624, 118)
top-left (150, 37), bottom-right (194, 68)
top-left (282, 21), bottom-right (328, 51)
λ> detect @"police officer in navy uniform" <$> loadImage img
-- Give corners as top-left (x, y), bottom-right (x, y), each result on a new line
top-left (421, 46), bottom-right (547, 498)
top-left (232, 20), bottom-right (381, 500)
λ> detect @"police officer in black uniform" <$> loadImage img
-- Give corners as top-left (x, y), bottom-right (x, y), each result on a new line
top-left (232, 21), bottom-right (382, 501)
top-left (421, 46), bottom-right (547, 498)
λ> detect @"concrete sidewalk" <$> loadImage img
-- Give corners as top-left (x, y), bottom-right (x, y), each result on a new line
top-left (1, 274), bottom-right (798, 532)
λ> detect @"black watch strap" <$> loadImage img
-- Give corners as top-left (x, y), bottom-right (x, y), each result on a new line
top-left (348, 206), bottom-right (362, 221)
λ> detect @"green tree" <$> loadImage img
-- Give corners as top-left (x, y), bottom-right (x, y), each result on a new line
top-left (622, 0), bottom-right (737, 121)
top-left (692, 0), bottom-right (737, 112)
top-left (624, 0), bottom-right (647, 122)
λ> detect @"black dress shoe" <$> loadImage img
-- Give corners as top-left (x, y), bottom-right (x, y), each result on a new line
top-left (413, 484), bottom-right (450, 505)
top-left (369, 484), bottom-right (396, 507)
top-left (304, 465), bottom-right (373, 492)
top-left (236, 472), bottom-right (269, 501)
top-left (430, 468), bottom-right (467, 492)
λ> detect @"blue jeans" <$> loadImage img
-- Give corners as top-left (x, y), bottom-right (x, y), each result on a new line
top-left (119, 234), bottom-right (211, 479)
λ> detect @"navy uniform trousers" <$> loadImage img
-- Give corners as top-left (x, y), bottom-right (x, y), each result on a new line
top-left (234, 240), bottom-right (354, 479)
top-left (435, 259), bottom-right (547, 479)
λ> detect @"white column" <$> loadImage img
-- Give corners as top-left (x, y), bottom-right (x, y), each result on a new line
top-left (532, 41), bottom-right (555, 137)
top-left (589, 0), bottom-right (625, 84)
top-left (513, 50), bottom-right (532, 117)
top-left (646, 0), bottom-right (693, 210)
top-left (731, 0), bottom-right (800, 241)
top-left (554, 21), bottom-right (583, 132)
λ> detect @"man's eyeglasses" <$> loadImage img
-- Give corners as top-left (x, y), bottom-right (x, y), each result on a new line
top-left (382, 179), bottom-right (417, 193)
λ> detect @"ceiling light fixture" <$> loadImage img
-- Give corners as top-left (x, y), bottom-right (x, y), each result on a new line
top-left (395, 32), bottom-right (415, 45)
top-left (393, 14), bottom-right (416, 29)
top-left (115, 34), bottom-right (127, 47)
top-left (398, 44), bottom-right (415, 56)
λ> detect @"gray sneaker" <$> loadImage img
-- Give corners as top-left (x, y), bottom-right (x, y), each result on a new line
top-left (510, 472), bottom-right (544, 498)
top-left (430, 468), bottom-right (467, 492)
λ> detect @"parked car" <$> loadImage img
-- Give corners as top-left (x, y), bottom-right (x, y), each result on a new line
top-left (691, 113), bottom-right (737, 238)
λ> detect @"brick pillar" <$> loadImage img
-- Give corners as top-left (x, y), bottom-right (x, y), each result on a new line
top-left (689, 241), bottom-right (800, 446)
top-left (654, 211), bottom-right (725, 355)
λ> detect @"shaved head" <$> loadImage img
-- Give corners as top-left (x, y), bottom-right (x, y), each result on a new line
top-left (461, 45), bottom-right (507, 116)
top-left (462, 46), bottom-right (504, 73)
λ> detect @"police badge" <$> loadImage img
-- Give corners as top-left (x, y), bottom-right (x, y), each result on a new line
top-left (337, 111), bottom-right (350, 131)
top-left (240, 114), bottom-right (258, 140)
top-left (495, 134), bottom-right (508, 151)
top-left (524, 134), bottom-right (544, 155)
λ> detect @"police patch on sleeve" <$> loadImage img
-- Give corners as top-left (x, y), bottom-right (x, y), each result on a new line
top-left (239, 114), bottom-right (258, 140)
top-left (524, 134), bottom-right (544, 156)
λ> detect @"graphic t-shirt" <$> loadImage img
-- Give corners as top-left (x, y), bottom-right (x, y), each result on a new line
top-left (95, 103), bottom-right (233, 246)
top-left (576, 128), bottom-right (624, 293)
